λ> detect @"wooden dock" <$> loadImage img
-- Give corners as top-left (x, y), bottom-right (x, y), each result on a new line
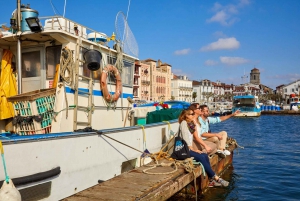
top-left (63, 143), bottom-right (236, 201)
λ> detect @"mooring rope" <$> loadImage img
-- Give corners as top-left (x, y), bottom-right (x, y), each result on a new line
top-left (228, 137), bottom-right (244, 149)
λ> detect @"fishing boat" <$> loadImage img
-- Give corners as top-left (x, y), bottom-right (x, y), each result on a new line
top-left (232, 86), bottom-right (261, 117)
top-left (0, 2), bottom-right (180, 201)
top-left (288, 93), bottom-right (300, 110)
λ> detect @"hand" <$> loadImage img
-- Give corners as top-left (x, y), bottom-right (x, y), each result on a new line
top-left (216, 134), bottom-right (223, 140)
top-left (196, 150), bottom-right (204, 154)
top-left (233, 110), bottom-right (240, 116)
top-left (205, 146), bottom-right (212, 153)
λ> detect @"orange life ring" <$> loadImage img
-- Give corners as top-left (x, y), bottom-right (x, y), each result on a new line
top-left (100, 64), bottom-right (122, 102)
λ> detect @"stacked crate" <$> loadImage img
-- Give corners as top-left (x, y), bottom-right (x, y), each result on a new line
top-left (7, 88), bottom-right (56, 135)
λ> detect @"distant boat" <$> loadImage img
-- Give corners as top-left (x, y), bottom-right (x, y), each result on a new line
top-left (288, 94), bottom-right (300, 110)
top-left (232, 86), bottom-right (261, 117)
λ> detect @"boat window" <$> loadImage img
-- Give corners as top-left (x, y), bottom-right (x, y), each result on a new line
top-left (22, 51), bottom-right (41, 78)
top-left (46, 45), bottom-right (62, 79)
top-left (106, 56), bottom-right (133, 86)
top-left (233, 98), bottom-right (255, 107)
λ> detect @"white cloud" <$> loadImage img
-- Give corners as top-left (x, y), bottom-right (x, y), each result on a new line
top-left (213, 31), bottom-right (227, 38)
top-left (200, 37), bottom-right (240, 51)
top-left (174, 48), bottom-right (191, 55)
top-left (220, 56), bottom-right (249, 66)
top-left (207, 0), bottom-right (251, 26)
top-left (172, 68), bottom-right (192, 78)
top-left (268, 73), bottom-right (300, 82)
top-left (204, 60), bottom-right (218, 66)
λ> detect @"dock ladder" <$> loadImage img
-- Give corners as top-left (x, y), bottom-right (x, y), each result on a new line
top-left (73, 37), bottom-right (94, 131)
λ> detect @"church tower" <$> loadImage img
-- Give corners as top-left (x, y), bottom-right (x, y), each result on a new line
top-left (250, 68), bottom-right (260, 85)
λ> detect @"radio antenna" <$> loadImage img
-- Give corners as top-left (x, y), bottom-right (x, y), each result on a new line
top-left (126, 0), bottom-right (131, 20)
top-left (63, 0), bottom-right (67, 17)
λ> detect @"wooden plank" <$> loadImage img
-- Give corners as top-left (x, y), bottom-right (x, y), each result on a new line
top-left (138, 167), bottom-right (202, 201)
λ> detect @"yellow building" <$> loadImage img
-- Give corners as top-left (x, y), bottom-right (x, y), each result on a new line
top-left (142, 59), bottom-right (172, 102)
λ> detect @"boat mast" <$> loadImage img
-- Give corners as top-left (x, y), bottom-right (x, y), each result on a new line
top-left (17, 0), bottom-right (22, 94)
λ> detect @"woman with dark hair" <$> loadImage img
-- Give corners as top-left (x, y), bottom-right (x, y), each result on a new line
top-left (178, 109), bottom-right (229, 187)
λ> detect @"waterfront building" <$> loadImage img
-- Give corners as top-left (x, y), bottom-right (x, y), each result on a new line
top-left (192, 79), bottom-right (214, 103)
top-left (282, 79), bottom-right (300, 102)
top-left (212, 81), bottom-right (234, 102)
top-left (139, 62), bottom-right (151, 101)
top-left (133, 61), bottom-right (141, 100)
top-left (171, 75), bottom-right (193, 102)
top-left (141, 59), bottom-right (172, 102)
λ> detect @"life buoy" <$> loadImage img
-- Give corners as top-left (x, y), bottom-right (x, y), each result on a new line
top-left (100, 64), bottom-right (122, 102)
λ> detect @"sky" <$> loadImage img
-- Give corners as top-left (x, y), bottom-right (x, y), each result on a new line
top-left (1, 0), bottom-right (300, 89)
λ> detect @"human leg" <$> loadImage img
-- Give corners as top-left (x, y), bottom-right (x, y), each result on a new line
top-left (189, 150), bottom-right (215, 178)
top-left (205, 136), bottom-right (220, 149)
top-left (218, 131), bottom-right (228, 150)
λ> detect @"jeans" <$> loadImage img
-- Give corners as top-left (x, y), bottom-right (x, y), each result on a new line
top-left (190, 150), bottom-right (215, 178)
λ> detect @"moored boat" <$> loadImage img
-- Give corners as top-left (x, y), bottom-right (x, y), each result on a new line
top-left (0, 2), bottom-right (180, 200)
top-left (232, 86), bottom-right (261, 117)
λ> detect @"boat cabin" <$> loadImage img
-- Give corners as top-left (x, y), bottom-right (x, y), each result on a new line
top-left (0, 12), bottom-right (137, 133)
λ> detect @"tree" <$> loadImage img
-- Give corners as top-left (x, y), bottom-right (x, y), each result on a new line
top-left (192, 92), bottom-right (197, 102)
top-left (202, 92), bottom-right (214, 103)
top-left (170, 96), bottom-right (175, 101)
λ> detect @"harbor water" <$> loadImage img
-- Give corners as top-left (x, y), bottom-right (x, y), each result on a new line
top-left (173, 115), bottom-right (300, 201)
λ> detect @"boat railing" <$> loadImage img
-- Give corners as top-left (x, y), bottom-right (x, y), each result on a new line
top-left (39, 16), bottom-right (109, 43)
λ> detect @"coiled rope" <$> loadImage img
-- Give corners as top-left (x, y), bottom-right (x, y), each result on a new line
top-left (59, 47), bottom-right (74, 118)
top-left (227, 137), bottom-right (244, 149)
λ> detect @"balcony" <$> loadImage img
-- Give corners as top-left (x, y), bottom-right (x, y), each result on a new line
top-left (141, 80), bottom-right (150, 85)
top-left (179, 86), bottom-right (193, 90)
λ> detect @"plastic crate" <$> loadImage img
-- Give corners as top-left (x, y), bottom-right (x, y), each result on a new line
top-left (7, 88), bottom-right (56, 135)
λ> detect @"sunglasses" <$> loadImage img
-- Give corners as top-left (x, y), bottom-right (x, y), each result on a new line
top-left (188, 113), bottom-right (195, 116)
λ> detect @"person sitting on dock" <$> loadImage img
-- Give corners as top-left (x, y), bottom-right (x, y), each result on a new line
top-left (199, 105), bottom-right (240, 158)
top-left (188, 103), bottom-right (217, 156)
top-left (178, 109), bottom-right (229, 187)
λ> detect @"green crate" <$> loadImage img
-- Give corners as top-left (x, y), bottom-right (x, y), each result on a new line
top-left (7, 88), bottom-right (56, 135)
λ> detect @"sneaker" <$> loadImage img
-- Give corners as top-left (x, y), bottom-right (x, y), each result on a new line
top-left (208, 180), bottom-right (222, 187)
top-left (223, 149), bottom-right (231, 156)
top-left (218, 178), bottom-right (229, 187)
top-left (216, 150), bottom-right (225, 158)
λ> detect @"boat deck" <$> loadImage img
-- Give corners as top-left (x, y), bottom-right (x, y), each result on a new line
top-left (63, 143), bottom-right (236, 201)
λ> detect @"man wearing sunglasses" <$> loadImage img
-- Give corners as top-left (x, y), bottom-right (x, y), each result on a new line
top-left (198, 104), bottom-right (240, 158)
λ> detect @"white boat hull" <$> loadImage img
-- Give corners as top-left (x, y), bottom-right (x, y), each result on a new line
top-left (0, 121), bottom-right (178, 200)
top-left (235, 112), bottom-right (261, 117)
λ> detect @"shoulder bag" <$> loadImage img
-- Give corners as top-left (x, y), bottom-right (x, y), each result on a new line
top-left (171, 126), bottom-right (190, 160)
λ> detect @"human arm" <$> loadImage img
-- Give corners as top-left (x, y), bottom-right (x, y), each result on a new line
top-left (219, 109), bottom-right (240, 121)
top-left (181, 121), bottom-right (205, 154)
top-left (201, 132), bottom-right (223, 140)
top-left (192, 131), bottom-right (212, 153)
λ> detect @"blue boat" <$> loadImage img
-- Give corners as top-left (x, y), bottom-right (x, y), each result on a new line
top-left (232, 87), bottom-right (261, 117)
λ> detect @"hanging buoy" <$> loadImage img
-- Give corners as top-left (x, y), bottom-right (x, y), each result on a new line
top-left (0, 179), bottom-right (21, 201)
top-left (100, 64), bottom-right (122, 102)
top-left (0, 141), bottom-right (21, 201)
